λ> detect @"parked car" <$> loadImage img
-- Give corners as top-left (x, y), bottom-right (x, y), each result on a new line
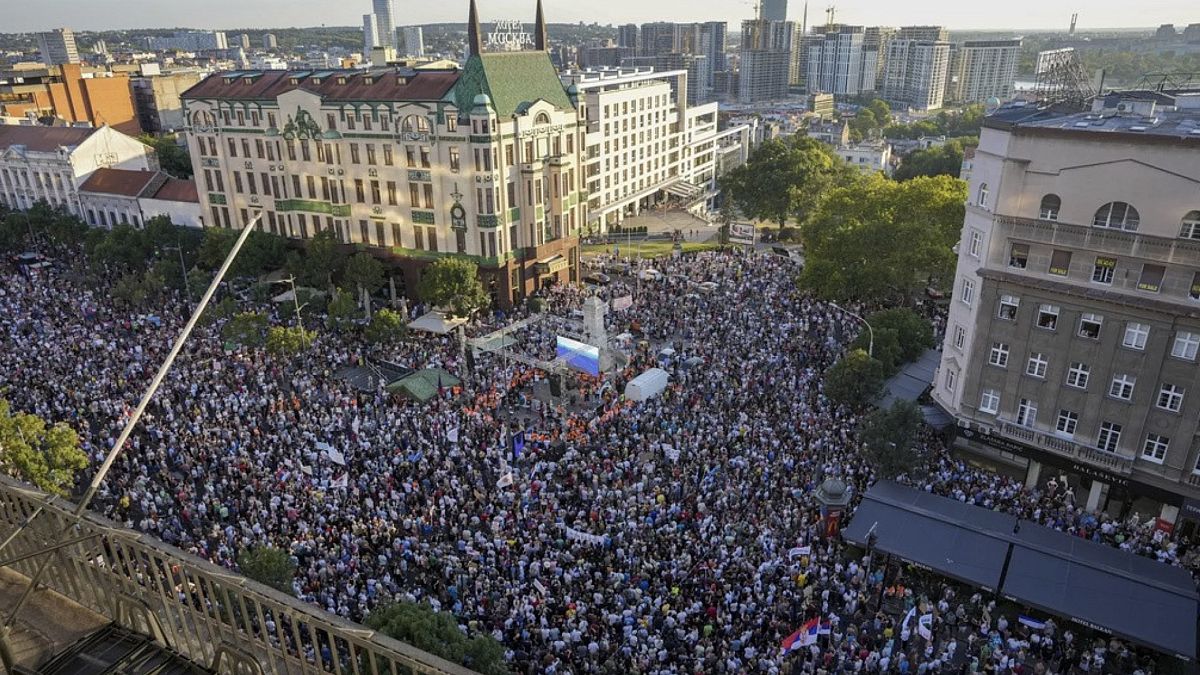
top-left (584, 272), bottom-right (612, 286)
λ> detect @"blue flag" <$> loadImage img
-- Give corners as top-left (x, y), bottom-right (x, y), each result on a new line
top-left (512, 431), bottom-right (526, 461)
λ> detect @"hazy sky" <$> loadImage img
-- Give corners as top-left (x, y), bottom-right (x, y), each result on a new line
top-left (5, 0), bottom-right (1193, 33)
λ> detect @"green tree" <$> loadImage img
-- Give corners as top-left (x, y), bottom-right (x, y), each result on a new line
top-left (138, 134), bottom-right (193, 179)
top-left (266, 325), bottom-right (315, 356)
top-left (342, 252), bottom-right (385, 316)
top-left (287, 230), bottom-right (346, 290)
top-left (89, 223), bottom-right (152, 272)
top-left (852, 327), bottom-right (904, 375)
top-left (237, 546), bottom-right (296, 593)
top-left (365, 601), bottom-right (509, 675)
top-left (198, 228), bottom-right (287, 277)
top-left (859, 400), bottom-right (924, 479)
top-left (824, 349), bottom-right (886, 409)
top-left (365, 308), bottom-right (407, 344)
top-left (418, 258), bottom-right (490, 318)
top-left (893, 140), bottom-right (975, 181)
top-left (719, 136), bottom-right (846, 227)
top-left (870, 308), bottom-right (934, 363)
top-left (867, 99), bottom-right (892, 126)
top-left (0, 400), bottom-right (88, 496)
top-left (222, 311), bottom-right (268, 346)
top-left (326, 289), bottom-right (359, 331)
top-left (800, 173), bottom-right (966, 302)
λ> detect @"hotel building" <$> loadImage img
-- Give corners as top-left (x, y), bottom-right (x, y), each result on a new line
top-left (181, 1), bottom-right (586, 307)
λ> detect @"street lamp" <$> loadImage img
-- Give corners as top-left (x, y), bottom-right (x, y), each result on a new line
top-left (829, 302), bottom-right (874, 358)
top-left (161, 244), bottom-right (191, 309)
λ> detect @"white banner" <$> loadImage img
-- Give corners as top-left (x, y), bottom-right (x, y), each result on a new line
top-left (316, 442), bottom-right (346, 466)
top-left (611, 295), bottom-right (633, 311)
top-left (562, 524), bottom-right (607, 547)
top-left (788, 545), bottom-right (811, 559)
top-left (918, 613), bottom-right (934, 641)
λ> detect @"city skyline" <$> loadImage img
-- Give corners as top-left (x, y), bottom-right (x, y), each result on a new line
top-left (3, 0), bottom-right (1195, 34)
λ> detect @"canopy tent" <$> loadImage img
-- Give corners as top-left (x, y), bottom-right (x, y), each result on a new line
top-left (408, 310), bottom-right (468, 335)
top-left (876, 349), bottom-right (941, 408)
top-left (843, 481), bottom-right (1199, 661)
top-left (386, 368), bottom-right (461, 402)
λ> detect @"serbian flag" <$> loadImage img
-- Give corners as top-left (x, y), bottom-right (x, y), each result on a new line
top-left (780, 617), bottom-right (820, 655)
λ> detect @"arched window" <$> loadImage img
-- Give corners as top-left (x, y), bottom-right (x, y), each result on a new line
top-left (401, 115), bottom-right (430, 133)
top-left (415, 116), bottom-right (430, 133)
top-left (401, 115), bottom-right (415, 132)
top-left (1093, 202), bottom-right (1140, 231)
top-left (977, 182), bottom-right (989, 209)
top-left (535, 112), bottom-right (551, 125)
top-left (1039, 194), bottom-right (1061, 221)
top-left (1181, 210), bottom-right (1200, 240)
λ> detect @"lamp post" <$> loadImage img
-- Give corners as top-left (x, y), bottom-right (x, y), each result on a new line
top-left (162, 244), bottom-right (191, 309)
top-left (830, 302), bottom-right (873, 358)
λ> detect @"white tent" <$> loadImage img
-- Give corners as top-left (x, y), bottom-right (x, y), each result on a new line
top-left (408, 310), bottom-right (468, 335)
top-left (624, 367), bottom-right (670, 402)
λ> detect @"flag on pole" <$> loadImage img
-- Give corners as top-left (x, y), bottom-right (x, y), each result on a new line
top-left (512, 430), bottom-right (526, 461)
top-left (497, 472), bottom-right (514, 488)
top-left (788, 545), bottom-right (811, 559)
top-left (780, 617), bottom-right (821, 655)
top-left (1018, 615), bottom-right (1047, 631)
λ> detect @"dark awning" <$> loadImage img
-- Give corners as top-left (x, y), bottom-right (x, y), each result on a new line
top-left (1004, 522), bottom-right (1198, 660)
top-left (844, 481), bottom-right (1200, 661)
top-left (876, 349), bottom-right (941, 408)
top-left (842, 481), bottom-right (1014, 592)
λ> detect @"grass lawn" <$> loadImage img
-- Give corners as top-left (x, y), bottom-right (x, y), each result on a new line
top-left (581, 240), bottom-right (721, 258)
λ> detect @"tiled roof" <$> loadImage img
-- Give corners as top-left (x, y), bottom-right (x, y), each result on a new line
top-left (0, 124), bottom-right (96, 152)
top-left (79, 168), bottom-right (159, 197)
top-left (453, 52), bottom-right (575, 117)
top-left (151, 177), bottom-right (199, 203)
top-left (181, 68), bottom-right (460, 102)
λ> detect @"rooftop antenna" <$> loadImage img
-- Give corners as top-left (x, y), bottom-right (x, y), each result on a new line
top-left (802, 1), bottom-right (808, 35)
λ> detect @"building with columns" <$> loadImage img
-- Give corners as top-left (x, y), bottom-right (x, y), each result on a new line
top-left (933, 90), bottom-right (1200, 531)
top-left (182, 0), bottom-right (584, 308)
top-left (0, 124), bottom-right (155, 215)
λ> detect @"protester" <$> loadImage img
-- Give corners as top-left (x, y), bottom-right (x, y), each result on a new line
top-left (0, 248), bottom-right (1177, 674)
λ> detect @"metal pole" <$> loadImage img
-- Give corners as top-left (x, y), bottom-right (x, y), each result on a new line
top-left (164, 244), bottom-right (191, 309)
top-left (830, 302), bottom-right (874, 358)
top-left (0, 211), bottom-right (263, 673)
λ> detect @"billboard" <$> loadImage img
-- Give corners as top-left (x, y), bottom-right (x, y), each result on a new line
top-left (556, 336), bottom-right (600, 376)
top-left (729, 222), bottom-right (756, 245)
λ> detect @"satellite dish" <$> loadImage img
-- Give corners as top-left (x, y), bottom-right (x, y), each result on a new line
top-left (985, 97), bottom-right (1002, 113)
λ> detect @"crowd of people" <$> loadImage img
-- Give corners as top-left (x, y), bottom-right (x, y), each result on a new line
top-left (0, 246), bottom-right (1182, 673)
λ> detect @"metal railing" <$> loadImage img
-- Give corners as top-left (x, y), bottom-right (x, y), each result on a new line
top-left (0, 475), bottom-right (476, 675)
top-left (997, 420), bottom-right (1135, 474)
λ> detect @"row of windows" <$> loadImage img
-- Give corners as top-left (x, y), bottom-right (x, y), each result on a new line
top-left (1034, 193), bottom-right (1200, 240)
top-left (977, 391), bottom-right (1184, 466)
top-left (981, 292), bottom-right (1200, 357)
top-left (200, 108), bottom-right (444, 135)
top-left (1005, 243), bottom-right (1190, 296)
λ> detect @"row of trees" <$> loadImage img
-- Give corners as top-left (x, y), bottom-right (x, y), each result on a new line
top-left (883, 105), bottom-right (985, 140)
top-left (721, 134), bottom-right (967, 304)
top-left (892, 138), bottom-right (977, 182)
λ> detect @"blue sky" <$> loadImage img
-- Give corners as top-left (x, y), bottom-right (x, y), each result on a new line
top-left (7, 0), bottom-right (1193, 32)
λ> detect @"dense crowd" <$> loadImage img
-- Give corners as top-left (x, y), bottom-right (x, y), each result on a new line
top-left (0, 247), bottom-right (1181, 674)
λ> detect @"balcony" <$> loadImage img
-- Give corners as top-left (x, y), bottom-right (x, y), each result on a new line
top-left (997, 420), bottom-right (1135, 474)
top-left (996, 215), bottom-right (1200, 268)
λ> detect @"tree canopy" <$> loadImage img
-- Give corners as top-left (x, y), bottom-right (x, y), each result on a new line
top-left (0, 400), bottom-right (88, 496)
top-left (237, 546), bottom-right (296, 593)
top-left (893, 139), bottom-right (976, 181)
top-left (138, 134), bottom-right (193, 179)
top-left (287, 230), bottom-right (346, 289)
top-left (719, 136), bottom-right (847, 227)
top-left (800, 173), bottom-right (966, 302)
top-left (365, 601), bottom-right (509, 675)
top-left (419, 258), bottom-right (489, 318)
top-left (850, 308), bottom-right (935, 373)
top-left (365, 308), bottom-right (407, 344)
top-left (859, 400), bottom-right (925, 479)
top-left (823, 349), bottom-right (886, 409)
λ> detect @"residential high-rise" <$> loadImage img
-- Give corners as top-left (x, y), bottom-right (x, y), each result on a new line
top-left (806, 26), bottom-right (874, 96)
top-left (263, 33), bottom-right (278, 49)
top-left (738, 19), bottom-right (796, 102)
top-left (761, 0), bottom-right (788, 22)
top-left (699, 22), bottom-right (727, 76)
top-left (617, 24), bottom-right (639, 51)
top-left (401, 26), bottom-right (425, 57)
top-left (639, 22), bottom-right (678, 56)
top-left (363, 14), bottom-right (380, 57)
top-left (373, 0), bottom-right (397, 50)
top-left (239, 34), bottom-right (252, 50)
top-left (933, 90), bottom-right (1200, 522)
top-left (944, 38), bottom-right (1022, 104)
top-left (146, 31), bottom-right (228, 51)
top-left (37, 28), bottom-right (80, 66)
top-left (656, 53), bottom-right (711, 105)
top-left (881, 27), bottom-right (950, 111)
